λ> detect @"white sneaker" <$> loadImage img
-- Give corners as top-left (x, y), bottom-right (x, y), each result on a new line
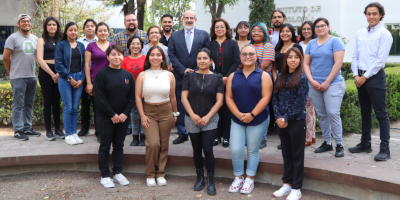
top-left (156, 177), bottom-right (167, 186)
top-left (287, 189), bottom-right (302, 200)
top-left (229, 176), bottom-right (244, 193)
top-left (146, 178), bottom-right (156, 187)
top-left (65, 135), bottom-right (78, 145)
top-left (72, 134), bottom-right (83, 144)
top-left (240, 177), bottom-right (255, 194)
top-left (100, 177), bottom-right (115, 188)
top-left (273, 183), bottom-right (292, 197)
top-left (113, 173), bottom-right (130, 186)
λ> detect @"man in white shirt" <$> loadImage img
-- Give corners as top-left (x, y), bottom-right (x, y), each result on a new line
top-left (349, 2), bottom-right (393, 161)
top-left (269, 10), bottom-right (286, 48)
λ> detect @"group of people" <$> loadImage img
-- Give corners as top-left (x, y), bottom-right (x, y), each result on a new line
top-left (2, 1), bottom-right (393, 199)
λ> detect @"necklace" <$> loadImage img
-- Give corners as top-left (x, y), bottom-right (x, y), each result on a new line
top-left (281, 42), bottom-right (294, 53)
top-left (49, 38), bottom-right (56, 45)
top-left (151, 69), bottom-right (161, 79)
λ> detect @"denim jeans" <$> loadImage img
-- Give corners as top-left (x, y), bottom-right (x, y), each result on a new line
top-left (130, 105), bottom-right (144, 135)
top-left (59, 73), bottom-right (83, 136)
top-left (230, 116), bottom-right (270, 177)
top-left (10, 78), bottom-right (37, 132)
top-left (308, 81), bottom-right (345, 144)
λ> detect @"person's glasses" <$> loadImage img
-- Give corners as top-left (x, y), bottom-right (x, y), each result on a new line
top-left (130, 42), bottom-right (141, 46)
top-left (20, 20), bottom-right (31, 24)
top-left (315, 24), bottom-right (327, 29)
top-left (215, 26), bottom-right (225, 30)
top-left (126, 19), bottom-right (137, 22)
top-left (272, 16), bottom-right (283, 19)
top-left (241, 52), bottom-right (256, 58)
top-left (238, 27), bottom-right (249, 30)
top-left (251, 30), bottom-right (263, 33)
top-left (149, 31), bottom-right (160, 35)
top-left (184, 17), bottom-right (195, 20)
top-left (302, 28), bottom-right (312, 31)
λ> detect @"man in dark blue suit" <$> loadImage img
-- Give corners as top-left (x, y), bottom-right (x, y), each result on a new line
top-left (168, 10), bottom-right (210, 144)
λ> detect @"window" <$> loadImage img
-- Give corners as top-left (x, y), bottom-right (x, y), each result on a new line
top-left (0, 26), bottom-right (14, 55)
top-left (387, 24), bottom-right (400, 56)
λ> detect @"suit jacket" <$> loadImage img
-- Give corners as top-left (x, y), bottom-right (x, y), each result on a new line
top-left (168, 28), bottom-right (210, 87)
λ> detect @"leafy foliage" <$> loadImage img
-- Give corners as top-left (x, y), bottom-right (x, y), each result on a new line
top-left (331, 30), bottom-right (349, 45)
top-left (248, 0), bottom-right (276, 28)
top-left (202, 0), bottom-right (240, 20)
top-left (149, 0), bottom-right (194, 29)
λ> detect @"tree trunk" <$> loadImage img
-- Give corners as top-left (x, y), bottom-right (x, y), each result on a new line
top-left (126, 0), bottom-right (135, 16)
top-left (215, 0), bottom-right (224, 19)
top-left (137, 0), bottom-right (146, 30)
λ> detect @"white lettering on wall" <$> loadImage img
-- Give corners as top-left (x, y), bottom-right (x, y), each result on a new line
top-left (277, 5), bottom-right (321, 23)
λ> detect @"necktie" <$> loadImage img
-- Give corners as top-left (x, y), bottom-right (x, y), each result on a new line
top-left (186, 31), bottom-right (192, 53)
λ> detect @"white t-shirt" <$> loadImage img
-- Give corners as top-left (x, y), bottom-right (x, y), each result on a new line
top-left (299, 41), bottom-right (307, 55)
top-left (271, 30), bottom-right (280, 48)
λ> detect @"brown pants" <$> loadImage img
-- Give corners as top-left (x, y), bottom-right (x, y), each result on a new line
top-left (144, 101), bottom-right (174, 178)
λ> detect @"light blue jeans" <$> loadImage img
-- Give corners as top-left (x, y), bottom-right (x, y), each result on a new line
top-left (58, 73), bottom-right (83, 136)
top-left (308, 81), bottom-right (346, 144)
top-left (10, 78), bottom-right (37, 132)
top-left (230, 116), bottom-right (270, 177)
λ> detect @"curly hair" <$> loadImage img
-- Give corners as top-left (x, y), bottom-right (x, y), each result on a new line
top-left (209, 18), bottom-right (232, 40)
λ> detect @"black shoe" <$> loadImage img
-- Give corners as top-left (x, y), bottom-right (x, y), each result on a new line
top-left (259, 138), bottom-right (267, 149)
top-left (46, 130), bottom-right (56, 141)
top-left (77, 128), bottom-right (89, 136)
top-left (206, 172), bottom-right (217, 196)
top-left (126, 128), bottom-right (132, 136)
top-left (222, 139), bottom-right (229, 148)
top-left (335, 144), bottom-right (344, 157)
top-left (173, 136), bottom-right (188, 144)
top-left (130, 135), bottom-right (139, 146)
top-left (213, 138), bottom-right (219, 146)
top-left (194, 169), bottom-right (205, 191)
top-left (138, 134), bottom-right (146, 146)
top-left (315, 141), bottom-right (333, 153)
top-left (14, 130), bottom-right (29, 141)
top-left (374, 147), bottom-right (391, 161)
top-left (348, 143), bottom-right (372, 153)
top-left (24, 128), bottom-right (41, 137)
top-left (277, 144), bottom-right (281, 150)
top-left (54, 129), bottom-right (65, 139)
top-left (97, 135), bottom-right (100, 143)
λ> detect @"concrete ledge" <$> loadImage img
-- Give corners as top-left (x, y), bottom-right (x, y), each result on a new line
top-left (1, 146), bottom-right (400, 199)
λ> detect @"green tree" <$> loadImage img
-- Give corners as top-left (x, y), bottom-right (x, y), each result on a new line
top-left (149, 0), bottom-right (194, 29)
top-left (248, 0), bottom-right (275, 27)
top-left (202, 0), bottom-right (240, 21)
top-left (111, 0), bottom-right (147, 30)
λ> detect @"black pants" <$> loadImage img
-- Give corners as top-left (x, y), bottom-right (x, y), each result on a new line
top-left (358, 69), bottom-right (390, 148)
top-left (279, 119), bottom-right (306, 189)
top-left (38, 65), bottom-right (60, 131)
top-left (98, 115), bottom-right (129, 178)
top-left (189, 129), bottom-right (217, 173)
top-left (80, 81), bottom-right (97, 133)
top-left (216, 97), bottom-right (231, 140)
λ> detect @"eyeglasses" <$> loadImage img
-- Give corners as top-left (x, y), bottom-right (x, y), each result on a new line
top-left (272, 16), bottom-right (283, 19)
top-left (241, 52), bottom-right (256, 58)
top-left (251, 30), bottom-right (263, 33)
top-left (20, 20), bottom-right (31, 24)
top-left (215, 26), bottom-right (225, 30)
top-left (183, 17), bottom-right (195, 20)
top-left (238, 27), bottom-right (249, 30)
top-left (302, 28), bottom-right (312, 31)
top-left (315, 24), bottom-right (327, 29)
top-left (149, 31), bottom-right (160, 35)
top-left (130, 42), bottom-right (141, 46)
top-left (126, 19), bottom-right (137, 22)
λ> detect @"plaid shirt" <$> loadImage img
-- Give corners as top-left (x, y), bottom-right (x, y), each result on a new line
top-left (112, 29), bottom-right (149, 57)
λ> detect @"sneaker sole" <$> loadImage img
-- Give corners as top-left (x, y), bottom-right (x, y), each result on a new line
top-left (207, 190), bottom-right (217, 196)
top-left (114, 180), bottom-right (130, 186)
top-left (46, 137), bottom-right (56, 141)
top-left (348, 149), bottom-right (372, 153)
top-left (240, 189), bottom-right (253, 194)
top-left (273, 191), bottom-right (291, 197)
top-left (14, 137), bottom-right (28, 141)
top-left (157, 181), bottom-right (167, 186)
top-left (26, 134), bottom-right (41, 137)
top-left (146, 183), bottom-right (156, 187)
top-left (374, 155), bottom-right (391, 161)
top-left (54, 135), bottom-right (65, 139)
top-left (194, 182), bottom-right (206, 191)
top-left (314, 149), bottom-right (333, 153)
top-left (101, 184), bottom-right (115, 188)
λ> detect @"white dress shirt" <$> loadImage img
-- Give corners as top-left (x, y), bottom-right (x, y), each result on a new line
top-left (184, 28), bottom-right (194, 49)
top-left (351, 23), bottom-right (393, 79)
top-left (77, 36), bottom-right (98, 49)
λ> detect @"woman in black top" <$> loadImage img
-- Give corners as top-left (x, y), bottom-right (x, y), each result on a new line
top-left (94, 44), bottom-right (135, 188)
top-left (36, 17), bottom-right (65, 140)
top-left (204, 18), bottom-right (240, 148)
top-left (272, 23), bottom-right (303, 82)
top-left (181, 48), bottom-right (224, 196)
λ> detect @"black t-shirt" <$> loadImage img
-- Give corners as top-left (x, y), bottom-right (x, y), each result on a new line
top-left (70, 46), bottom-right (81, 73)
top-left (182, 72), bottom-right (224, 117)
top-left (275, 43), bottom-right (303, 73)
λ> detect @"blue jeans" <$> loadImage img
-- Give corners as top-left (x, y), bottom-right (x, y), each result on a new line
top-left (130, 105), bottom-right (144, 135)
top-left (10, 78), bottom-right (37, 132)
top-left (230, 116), bottom-right (270, 177)
top-left (59, 73), bottom-right (83, 136)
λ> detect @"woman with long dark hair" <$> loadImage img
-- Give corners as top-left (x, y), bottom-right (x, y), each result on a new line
top-left (135, 46), bottom-right (178, 187)
top-left (235, 21), bottom-right (251, 50)
top-left (304, 18), bottom-right (346, 157)
top-left (181, 48), bottom-right (224, 195)
top-left (272, 47), bottom-right (308, 200)
top-left (54, 22), bottom-right (86, 145)
top-left (37, 17), bottom-right (65, 141)
top-left (205, 18), bottom-right (240, 148)
top-left (299, 21), bottom-right (317, 147)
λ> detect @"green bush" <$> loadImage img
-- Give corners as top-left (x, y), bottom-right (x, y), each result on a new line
top-left (341, 62), bottom-right (400, 81)
top-left (0, 60), bottom-right (9, 78)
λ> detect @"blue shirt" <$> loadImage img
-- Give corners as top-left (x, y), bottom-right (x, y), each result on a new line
top-left (305, 36), bottom-right (345, 84)
top-left (272, 73), bottom-right (309, 121)
top-left (231, 68), bottom-right (269, 126)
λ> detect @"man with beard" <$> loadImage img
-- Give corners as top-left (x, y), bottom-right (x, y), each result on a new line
top-left (168, 10), bottom-right (210, 144)
top-left (269, 10), bottom-right (286, 47)
top-left (160, 14), bottom-right (174, 47)
top-left (3, 14), bottom-right (41, 141)
top-left (113, 13), bottom-right (148, 57)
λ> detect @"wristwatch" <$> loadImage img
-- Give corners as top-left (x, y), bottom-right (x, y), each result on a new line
top-left (282, 118), bottom-right (285, 122)
top-left (67, 77), bottom-right (72, 82)
top-left (173, 112), bottom-right (180, 117)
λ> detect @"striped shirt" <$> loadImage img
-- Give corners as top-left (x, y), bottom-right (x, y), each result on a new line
top-left (112, 29), bottom-right (149, 57)
top-left (253, 43), bottom-right (275, 73)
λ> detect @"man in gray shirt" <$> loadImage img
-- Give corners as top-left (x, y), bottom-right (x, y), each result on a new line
top-left (3, 14), bottom-right (41, 141)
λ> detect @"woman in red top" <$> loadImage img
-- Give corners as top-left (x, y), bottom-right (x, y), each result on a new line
top-left (121, 35), bottom-right (146, 146)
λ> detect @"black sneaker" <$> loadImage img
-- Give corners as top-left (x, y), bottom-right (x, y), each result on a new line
top-left (335, 144), bottom-right (344, 157)
top-left (54, 129), bottom-right (65, 139)
top-left (222, 139), bottom-right (229, 148)
top-left (24, 128), bottom-right (41, 137)
top-left (130, 135), bottom-right (139, 146)
top-left (348, 143), bottom-right (372, 153)
top-left (259, 138), bottom-right (267, 149)
top-left (138, 134), bottom-right (146, 146)
top-left (277, 144), bottom-right (281, 150)
top-left (46, 130), bottom-right (56, 141)
top-left (315, 141), bottom-right (333, 153)
top-left (374, 147), bottom-right (391, 161)
top-left (14, 130), bottom-right (29, 141)
top-left (77, 128), bottom-right (89, 136)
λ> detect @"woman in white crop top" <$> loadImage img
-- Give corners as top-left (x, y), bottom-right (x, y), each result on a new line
top-left (135, 46), bottom-right (178, 187)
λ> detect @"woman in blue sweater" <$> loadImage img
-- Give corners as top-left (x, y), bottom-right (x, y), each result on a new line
top-left (272, 47), bottom-right (309, 200)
